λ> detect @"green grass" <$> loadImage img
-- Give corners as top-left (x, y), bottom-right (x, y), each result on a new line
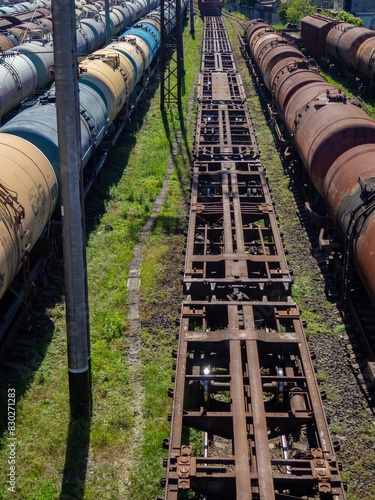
top-left (127, 94), bottom-right (195, 496)
top-left (329, 423), bottom-right (344, 436)
top-left (272, 23), bottom-right (285, 30)
top-left (316, 368), bottom-right (328, 383)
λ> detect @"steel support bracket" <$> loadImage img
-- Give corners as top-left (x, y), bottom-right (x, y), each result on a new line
top-left (310, 448), bottom-right (332, 494)
top-left (176, 446), bottom-right (194, 490)
top-left (182, 305), bottom-right (206, 317)
top-left (275, 308), bottom-right (300, 319)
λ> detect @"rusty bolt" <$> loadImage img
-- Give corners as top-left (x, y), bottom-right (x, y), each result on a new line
top-left (179, 479), bottom-right (189, 489)
top-left (319, 483), bottom-right (331, 493)
top-left (311, 448), bottom-right (323, 458)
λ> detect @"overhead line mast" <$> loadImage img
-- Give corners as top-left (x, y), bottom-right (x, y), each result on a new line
top-left (160, 0), bottom-right (184, 111)
top-left (52, 0), bottom-right (92, 419)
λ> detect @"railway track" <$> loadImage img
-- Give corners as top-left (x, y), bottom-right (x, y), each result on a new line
top-left (222, 9), bottom-right (247, 31)
top-left (162, 16), bottom-right (346, 500)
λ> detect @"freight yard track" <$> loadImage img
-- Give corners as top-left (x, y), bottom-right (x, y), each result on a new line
top-left (162, 17), bottom-right (346, 500)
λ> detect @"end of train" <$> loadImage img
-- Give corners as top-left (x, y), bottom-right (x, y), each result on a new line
top-left (198, 0), bottom-right (222, 17)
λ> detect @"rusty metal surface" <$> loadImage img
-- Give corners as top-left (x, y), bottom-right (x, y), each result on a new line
top-left (201, 52), bottom-right (237, 72)
top-left (357, 37), bottom-right (375, 78)
top-left (203, 17), bottom-right (230, 53)
top-left (199, 0), bottom-right (222, 17)
top-left (198, 72), bottom-right (246, 101)
top-left (2, 10), bottom-right (44, 27)
top-left (269, 60), bottom-right (325, 117)
top-left (259, 43), bottom-right (305, 91)
top-left (245, 18), bottom-right (375, 319)
top-left (8, 22), bottom-right (44, 41)
top-left (195, 103), bottom-right (258, 160)
top-left (184, 159), bottom-right (291, 299)
top-left (301, 14), bottom-right (375, 82)
top-left (244, 20), bottom-right (272, 47)
top-left (336, 27), bottom-right (375, 69)
top-left (0, 34), bottom-right (15, 51)
top-left (300, 14), bottom-right (340, 55)
top-left (325, 22), bottom-right (353, 60)
top-left (163, 16), bottom-right (346, 500)
top-left (251, 33), bottom-right (279, 64)
top-left (323, 145), bottom-right (375, 308)
top-left (283, 82), bottom-right (375, 195)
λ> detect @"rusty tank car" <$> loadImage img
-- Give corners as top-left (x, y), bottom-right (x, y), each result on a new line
top-left (301, 14), bottom-right (375, 82)
top-left (245, 20), bottom-right (375, 308)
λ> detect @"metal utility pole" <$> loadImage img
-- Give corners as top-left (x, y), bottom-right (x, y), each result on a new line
top-left (160, 0), bottom-right (184, 111)
top-left (190, 0), bottom-right (194, 35)
top-left (52, 0), bottom-right (92, 419)
top-left (178, 0), bottom-right (184, 76)
top-left (104, 0), bottom-right (111, 43)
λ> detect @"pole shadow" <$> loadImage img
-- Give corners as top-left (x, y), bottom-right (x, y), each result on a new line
top-left (60, 416), bottom-right (91, 500)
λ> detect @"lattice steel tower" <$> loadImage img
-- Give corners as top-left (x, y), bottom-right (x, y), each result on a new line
top-left (160, 0), bottom-right (184, 110)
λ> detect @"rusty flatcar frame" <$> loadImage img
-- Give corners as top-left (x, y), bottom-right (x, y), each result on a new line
top-left (162, 17), bottom-right (346, 499)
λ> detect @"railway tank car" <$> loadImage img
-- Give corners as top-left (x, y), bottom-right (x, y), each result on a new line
top-left (0, 10), bottom-right (52, 50)
top-left (0, 0), bottom-right (187, 301)
top-left (0, 1), bottom-right (50, 14)
top-left (0, 0), bottom-right (156, 121)
top-left (0, 1), bottom-right (137, 51)
top-left (245, 19), bottom-right (375, 309)
top-left (301, 13), bottom-right (375, 81)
